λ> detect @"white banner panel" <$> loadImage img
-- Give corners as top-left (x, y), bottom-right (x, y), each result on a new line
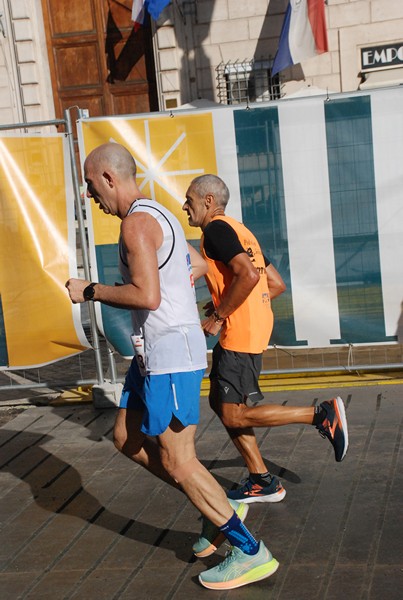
top-left (278, 98), bottom-right (340, 346)
top-left (371, 88), bottom-right (403, 340)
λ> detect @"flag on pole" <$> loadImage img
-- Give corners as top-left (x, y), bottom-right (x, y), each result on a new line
top-left (272, 0), bottom-right (328, 76)
top-left (131, 0), bottom-right (171, 26)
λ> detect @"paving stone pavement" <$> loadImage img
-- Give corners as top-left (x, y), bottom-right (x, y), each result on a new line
top-left (0, 383), bottom-right (402, 599)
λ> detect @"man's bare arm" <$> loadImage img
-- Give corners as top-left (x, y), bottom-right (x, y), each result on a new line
top-left (187, 243), bottom-right (208, 281)
top-left (66, 212), bottom-right (162, 310)
top-left (266, 263), bottom-right (286, 300)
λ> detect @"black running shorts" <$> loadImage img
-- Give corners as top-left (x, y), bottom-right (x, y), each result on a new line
top-left (209, 343), bottom-right (264, 404)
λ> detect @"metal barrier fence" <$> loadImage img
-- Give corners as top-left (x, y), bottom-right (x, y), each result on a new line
top-left (1, 339), bottom-right (402, 405)
top-left (1, 110), bottom-right (402, 405)
top-left (0, 110), bottom-right (107, 402)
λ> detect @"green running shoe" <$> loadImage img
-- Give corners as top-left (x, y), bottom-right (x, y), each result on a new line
top-left (192, 499), bottom-right (249, 558)
top-left (198, 541), bottom-right (279, 590)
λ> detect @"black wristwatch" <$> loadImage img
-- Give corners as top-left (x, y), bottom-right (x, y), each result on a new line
top-left (83, 282), bottom-right (97, 301)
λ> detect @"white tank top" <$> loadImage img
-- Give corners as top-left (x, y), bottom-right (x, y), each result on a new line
top-left (119, 199), bottom-right (207, 375)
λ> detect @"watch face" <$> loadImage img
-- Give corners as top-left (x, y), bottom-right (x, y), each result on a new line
top-left (83, 283), bottom-right (95, 300)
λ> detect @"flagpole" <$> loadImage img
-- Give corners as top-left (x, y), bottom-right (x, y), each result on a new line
top-left (150, 17), bottom-right (165, 111)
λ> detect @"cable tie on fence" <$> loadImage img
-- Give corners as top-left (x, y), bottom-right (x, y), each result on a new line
top-left (272, 344), bottom-right (296, 357)
top-left (347, 343), bottom-right (354, 369)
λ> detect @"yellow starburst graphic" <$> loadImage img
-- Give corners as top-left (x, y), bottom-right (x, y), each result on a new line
top-left (81, 113), bottom-right (218, 243)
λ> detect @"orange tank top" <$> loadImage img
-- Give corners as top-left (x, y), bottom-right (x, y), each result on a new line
top-left (201, 215), bottom-right (273, 353)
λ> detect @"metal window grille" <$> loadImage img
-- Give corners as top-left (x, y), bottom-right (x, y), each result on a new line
top-left (216, 60), bottom-right (282, 105)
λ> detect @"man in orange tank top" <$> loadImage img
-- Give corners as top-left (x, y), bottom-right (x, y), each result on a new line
top-left (183, 174), bottom-right (349, 504)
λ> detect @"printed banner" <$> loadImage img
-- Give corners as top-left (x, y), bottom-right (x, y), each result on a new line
top-left (78, 111), bottom-right (236, 355)
top-left (0, 135), bottom-right (90, 369)
top-left (235, 89), bottom-right (403, 346)
top-left (78, 87), bottom-right (403, 355)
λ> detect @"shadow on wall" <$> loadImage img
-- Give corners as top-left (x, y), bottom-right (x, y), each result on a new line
top-left (173, 0), bottom-right (303, 104)
top-left (175, 1), bottom-right (215, 103)
top-left (253, 0), bottom-right (304, 85)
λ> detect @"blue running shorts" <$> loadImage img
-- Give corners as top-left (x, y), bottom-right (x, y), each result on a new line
top-left (119, 358), bottom-right (205, 436)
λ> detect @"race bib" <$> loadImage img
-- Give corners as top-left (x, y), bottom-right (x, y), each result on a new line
top-left (131, 333), bottom-right (147, 376)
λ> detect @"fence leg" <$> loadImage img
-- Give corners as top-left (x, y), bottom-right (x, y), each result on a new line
top-left (91, 343), bottom-right (123, 408)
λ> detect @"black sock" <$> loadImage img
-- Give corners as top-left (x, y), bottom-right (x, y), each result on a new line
top-left (250, 471), bottom-right (271, 483)
top-left (312, 406), bottom-right (326, 425)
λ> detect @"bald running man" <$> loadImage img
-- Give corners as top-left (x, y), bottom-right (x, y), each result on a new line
top-left (65, 143), bottom-right (279, 590)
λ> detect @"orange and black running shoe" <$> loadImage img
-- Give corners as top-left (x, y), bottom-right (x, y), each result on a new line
top-left (316, 396), bottom-right (349, 462)
top-left (227, 474), bottom-right (286, 504)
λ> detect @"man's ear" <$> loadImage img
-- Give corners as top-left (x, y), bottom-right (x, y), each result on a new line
top-left (103, 171), bottom-right (113, 188)
top-left (205, 193), bottom-right (214, 207)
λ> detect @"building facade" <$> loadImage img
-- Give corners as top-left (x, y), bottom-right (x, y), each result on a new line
top-left (0, 0), bottom-right (403, 125)
top-left (0, 0), bottom-right (54, 125)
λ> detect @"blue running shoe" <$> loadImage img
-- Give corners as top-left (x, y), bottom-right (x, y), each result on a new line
top-left (316, 396), bottom-right (349, 462)
top-left (193, 499), bottom-right (248, 558)
top-left (198, 541), bottom-right (279, 590)
top-left (227, 474), bottom-right (286, 504)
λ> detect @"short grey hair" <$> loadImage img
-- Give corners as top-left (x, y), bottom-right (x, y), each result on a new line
top-left (190, 174), bottom-right (230, 208)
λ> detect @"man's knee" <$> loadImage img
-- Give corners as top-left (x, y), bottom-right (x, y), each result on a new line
top-left (113, 414), bottom-right (143, 458)
top-left (113, 433), bottom-right (122, 453)
top-left (113, 428), bottom-right (133, 455)
top-left (167, 456), bottom-right (205, 484)
top-left (220, 404), bottom-right (245, 429)
top-left (113, 415), bottom-right (126, 451)
top-left (114, 433), bottom-right (145, 465)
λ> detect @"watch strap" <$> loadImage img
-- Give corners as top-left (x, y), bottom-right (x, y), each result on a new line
top-left (212, 310), bottom-right (224, 323)
top-left (83, 282), bottom-right (97, 301)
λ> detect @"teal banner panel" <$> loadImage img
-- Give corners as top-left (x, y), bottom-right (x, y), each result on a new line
top-left (95, 244), bottom-right (133, 358)
top-left (325, 96), bottom-right (395, 343)
top-left (95, 242), bottom-right (212, 356)
top-left (233, 107), bottom-right (302, 346)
